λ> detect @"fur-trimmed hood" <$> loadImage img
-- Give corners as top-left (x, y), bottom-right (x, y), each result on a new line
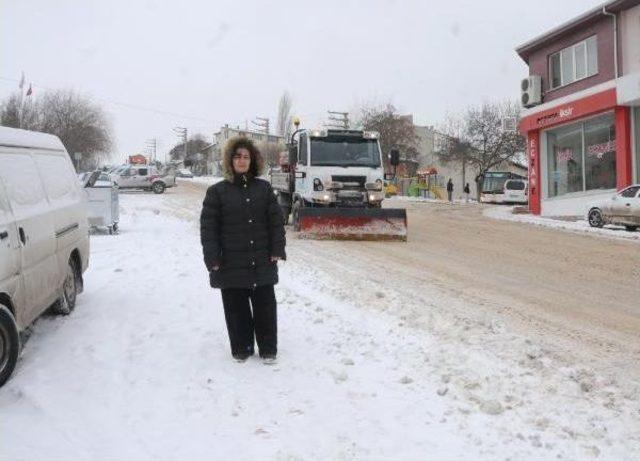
top-left (222, 136), bottom-right (265, 181)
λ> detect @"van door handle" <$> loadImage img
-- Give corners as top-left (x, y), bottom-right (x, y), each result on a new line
top-left (0, 231), bottom-right (8, 240)
top-left (18, 227), bottom-right (26, 245)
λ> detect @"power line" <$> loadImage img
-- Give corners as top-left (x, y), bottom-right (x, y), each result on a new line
top-left (0, 75), bottom-right (209, 122)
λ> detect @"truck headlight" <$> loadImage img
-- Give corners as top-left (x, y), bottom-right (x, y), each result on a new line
top-left (365, 180), bottom-right (383, 191)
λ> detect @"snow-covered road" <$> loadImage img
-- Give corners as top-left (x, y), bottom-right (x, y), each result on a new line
top-left (0, 183), bottom-right (638, 461)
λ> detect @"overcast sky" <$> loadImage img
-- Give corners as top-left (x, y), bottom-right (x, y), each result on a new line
top-left (1, 0), bottom-right (606, 161)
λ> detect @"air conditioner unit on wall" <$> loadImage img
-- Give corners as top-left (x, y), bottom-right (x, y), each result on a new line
top-left (521, 75), bottom-right (542, 108)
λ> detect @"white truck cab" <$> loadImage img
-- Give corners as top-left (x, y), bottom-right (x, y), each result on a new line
top-left (270, 128), bottom-right (406, 240)
top-left (274, 129), bottom-right (385, 214)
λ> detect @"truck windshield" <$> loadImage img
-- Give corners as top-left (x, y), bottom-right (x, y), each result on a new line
top-left (310, 138), bottom-right (381, 167)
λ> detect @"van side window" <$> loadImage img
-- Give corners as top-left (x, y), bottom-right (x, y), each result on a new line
top-left (137, 168), bottom-right (148, 176)
top-left (0, 152), bottom-right (47, 216)
top-left (34, 153), bottom-right (78, 200)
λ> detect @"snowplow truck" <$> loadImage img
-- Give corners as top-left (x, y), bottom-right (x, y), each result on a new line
top-left (270, 128), bottom-right (407, 241)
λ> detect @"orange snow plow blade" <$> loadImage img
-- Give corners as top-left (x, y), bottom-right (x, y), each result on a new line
top-left (297, 208), bottom-right (407, 241)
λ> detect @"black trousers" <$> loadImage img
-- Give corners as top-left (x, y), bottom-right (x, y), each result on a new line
top-left (220, 284), bottom-right (277, 357)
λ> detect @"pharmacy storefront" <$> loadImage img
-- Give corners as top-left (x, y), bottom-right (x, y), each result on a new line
top-left (519, 83), bottom-right (640, 216)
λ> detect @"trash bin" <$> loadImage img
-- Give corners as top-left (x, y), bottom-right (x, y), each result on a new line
top-left (84, 172), bottom-right (120, 234)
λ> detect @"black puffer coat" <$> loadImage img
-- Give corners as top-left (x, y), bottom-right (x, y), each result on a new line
top-left (200, 174), bottom-right (286, 289)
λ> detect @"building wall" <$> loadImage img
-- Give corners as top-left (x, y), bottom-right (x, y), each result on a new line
top-left (621, 4), bottom-right (640, 75)
top-left (527, 17), bottom-right (615, 103)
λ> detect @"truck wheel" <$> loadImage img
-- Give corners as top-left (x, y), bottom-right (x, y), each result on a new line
top-left (152, 182), bottom-right (166, 194)
top-left (292, 200), bottom-right (303, 231)
top-left (281, 206), bottom-right (291, 225)
top-left (51, 259), bottom-right (78, 315)
top-left (0, 305), bottom-right (20, 387)
top-left (277, 194), bottom-right (291, 225)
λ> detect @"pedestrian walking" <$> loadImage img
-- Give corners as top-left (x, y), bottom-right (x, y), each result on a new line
top-left (447, 178), bottom-right (454, 203)
top-left (464, 183), bottom-right (471, 203)
top-left (200, 137), bottom-right (286, 363)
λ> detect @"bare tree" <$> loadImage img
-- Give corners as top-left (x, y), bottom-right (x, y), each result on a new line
top-left (1, 89), bottom-right (113, 171)
top-left (358, 102), bottom-right (419, 171)
top-left (437, 100), bottom-right (525, 200)
top-left (276, 91), bottom-right (293, 140)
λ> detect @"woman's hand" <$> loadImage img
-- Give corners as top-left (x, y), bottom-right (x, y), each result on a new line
top-left (211, 265), bottom-right (220, 271)
top-left (270, 256), bottom-right (282, 263)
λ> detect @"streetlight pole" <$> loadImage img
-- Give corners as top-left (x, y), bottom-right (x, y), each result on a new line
top-left (172, 127), bottom-right (187, 164)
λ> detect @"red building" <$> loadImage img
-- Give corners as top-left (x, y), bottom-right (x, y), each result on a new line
top-left (516, 0), bottom-right (640, 216)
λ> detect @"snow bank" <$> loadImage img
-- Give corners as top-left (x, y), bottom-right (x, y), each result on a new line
top-left (484, 205), bottom-right (640, 243)
top-left (179, 176), bottom-right (224, 187)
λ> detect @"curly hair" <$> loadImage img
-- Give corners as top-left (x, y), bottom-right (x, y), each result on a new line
top-left (222, 136), bottom-right (265, 180)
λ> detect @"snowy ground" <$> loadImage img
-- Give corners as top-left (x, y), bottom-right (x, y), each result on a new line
top-left (484, 205), bottom-right (640, 244)
top-left (0, 186), bottom-right (638, 460)
top-left (177, 176), bottom-right (223, 187)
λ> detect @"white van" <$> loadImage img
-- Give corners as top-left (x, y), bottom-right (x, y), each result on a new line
top-left (502, 179), bottom-right (529, 204)
top-left (0, 127), bottom-right (90, 386)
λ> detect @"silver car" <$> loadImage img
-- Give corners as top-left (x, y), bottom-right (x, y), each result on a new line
top-left (588, 185), bottom-right (640, 231)
top-left (112, 165), bottom-right (176, 194)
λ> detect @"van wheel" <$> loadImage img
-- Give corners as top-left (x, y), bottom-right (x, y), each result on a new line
top-left (0, 305), bottom-right (20, 387)
top-left (625, 225), bottom-right (638, 232)
top-left (51, 259), bottom-right (78, 315)
top-left (588, 208), bottom-right (604, 228)
top-left (152, 182), bottom-right (166, 194)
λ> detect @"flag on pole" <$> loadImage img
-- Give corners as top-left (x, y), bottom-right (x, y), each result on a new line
top-left (26, 84), bottom-right (33, 96)
top-left (18, 72), bottom-right (25, 90)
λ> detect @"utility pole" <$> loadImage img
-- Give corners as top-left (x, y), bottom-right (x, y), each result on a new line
top-left (172, 127), bottom-right (187, 162)
top-left (325, 111), bottom-right (349, 129)
top-left (251, 117), bottom-right (270, 135)
top-left (145, 138), bottom-right (157, 163)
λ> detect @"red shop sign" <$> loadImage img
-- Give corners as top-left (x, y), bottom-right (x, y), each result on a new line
top-left (519, 88), bottom-right (617, 132)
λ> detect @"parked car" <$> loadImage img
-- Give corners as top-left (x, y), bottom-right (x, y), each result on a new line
top-left (111, 165), bottom-right (176, 194)
top-left (503, 179), bottom-right (528, 204)
top-left (587, 185), bottom-right (640, 231)
top-left (0, 126), bottom-right (90, 386)
top-left (176, 168), bottom-right (194, 178)
top-left (78, 171), bottom-right (114, 187)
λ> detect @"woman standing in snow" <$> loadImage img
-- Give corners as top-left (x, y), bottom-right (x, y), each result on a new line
top-left (200, 137), bottom-right (286, 363)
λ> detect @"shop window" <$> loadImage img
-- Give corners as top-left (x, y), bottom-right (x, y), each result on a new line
top-left (549, 36), bottom-right (598, 89)
top-left (546, 112), bottom-right (616, 198)
top-left (584, 114), bottom-right (616, 191)
top-left (547, 123), bottom-right (583, 197)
